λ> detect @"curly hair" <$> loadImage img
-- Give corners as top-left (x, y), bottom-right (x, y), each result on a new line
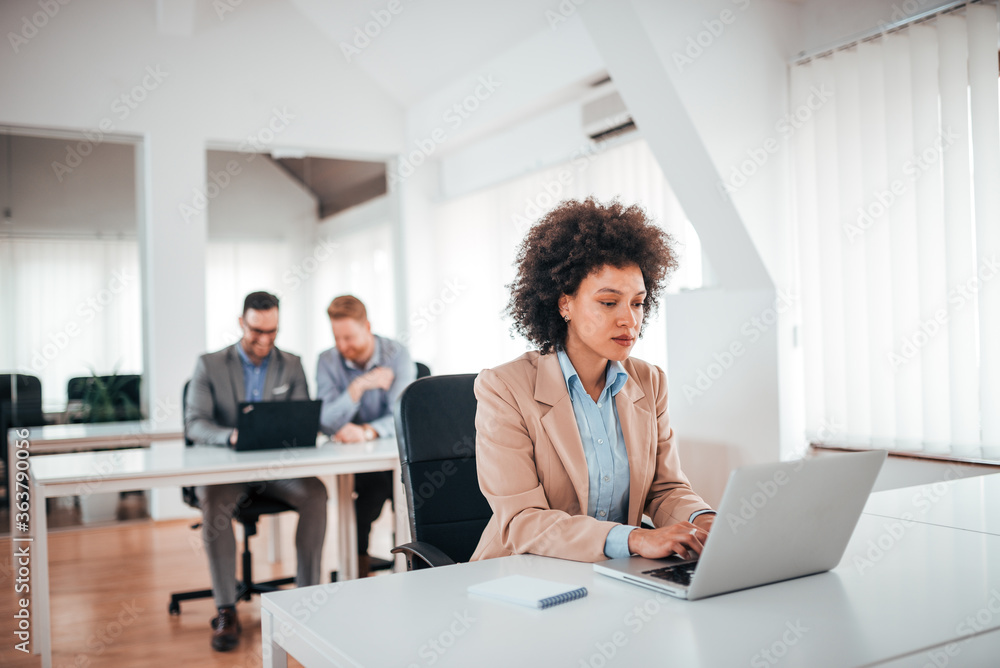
top-left (506, 197), bottom-right (678, 354)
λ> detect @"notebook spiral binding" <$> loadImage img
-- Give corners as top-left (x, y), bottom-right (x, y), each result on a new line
top-left (539, 586), bottom-right (588, 608)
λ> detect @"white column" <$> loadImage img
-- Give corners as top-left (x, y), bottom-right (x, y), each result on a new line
top-left (138, 130), bottom-right (207, 518)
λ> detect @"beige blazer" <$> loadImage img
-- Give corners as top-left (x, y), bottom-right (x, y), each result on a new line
top-left (471, 351), bottom-right (711, 563)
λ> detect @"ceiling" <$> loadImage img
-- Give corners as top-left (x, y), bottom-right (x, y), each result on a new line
top-left (271, 155), bottom-right (387, 219)
top-left (289, 0), bottom-right (560, 106)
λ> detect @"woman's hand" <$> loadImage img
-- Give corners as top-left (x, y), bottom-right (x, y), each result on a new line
top-left (627, 521), bottom-right (711, 560)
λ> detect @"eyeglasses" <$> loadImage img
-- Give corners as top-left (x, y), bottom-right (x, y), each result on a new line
top-left (245, 325), bottom-right (278, 337)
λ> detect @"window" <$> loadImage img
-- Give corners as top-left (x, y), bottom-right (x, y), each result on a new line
top-left (792, 4), bottom-right (1000, 459)
top-left (420, 138), bottom-right (703, 374)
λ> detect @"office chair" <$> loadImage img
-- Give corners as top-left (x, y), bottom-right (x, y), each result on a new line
top-left (359, 361), bottom-right (432, 576)
top-left (168, 380), bottom-right (317, 616)
top-left (391, 374), bottom-right (493, 569)
top-left (1, 374), bottom-right (47, 511)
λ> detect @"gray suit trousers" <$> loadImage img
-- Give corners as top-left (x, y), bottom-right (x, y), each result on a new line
top-left (195, 477), bottom-right (328, 607)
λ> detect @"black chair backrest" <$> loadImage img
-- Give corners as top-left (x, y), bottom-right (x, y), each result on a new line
top-left (415, 362), bottom-right (431, 379)
top-left (394, 374), bottom-right (491, 564)
top-left (0, 373), bottom-right (45, 427)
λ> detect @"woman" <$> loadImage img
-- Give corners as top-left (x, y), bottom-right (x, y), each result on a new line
top-left (471, 198), bottom-right (715, 563)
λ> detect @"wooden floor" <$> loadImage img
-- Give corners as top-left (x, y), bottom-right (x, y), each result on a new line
top-left (0, 504), bottom-right (396, 667)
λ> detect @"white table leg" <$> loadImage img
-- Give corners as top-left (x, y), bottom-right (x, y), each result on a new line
top-left (337, 473), bottom-right (358, 580)
top-left (30, 472), bottom-right (52, 667)
top-left (261, 607), bottom-right (288, 668)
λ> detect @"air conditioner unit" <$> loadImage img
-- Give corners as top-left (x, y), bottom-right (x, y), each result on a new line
top-left (582, 89), bottom-right (636, 142)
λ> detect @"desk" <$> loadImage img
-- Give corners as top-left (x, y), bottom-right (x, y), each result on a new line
top-left (261, 514), bottom-right (1000, 667)
top-left (17, 437), bottom-right (405, 668)
top-left (7, 420), bottom-right (184, 455)
top-left (863, 472), bottom-right (1000, 536)
top-left (870, 626), bottom-right (1000, 667)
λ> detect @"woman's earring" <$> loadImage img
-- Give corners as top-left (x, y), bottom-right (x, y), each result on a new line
top-left (563, 315), bottom-right (570, 323)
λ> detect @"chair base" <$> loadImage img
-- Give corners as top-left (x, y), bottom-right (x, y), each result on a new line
top-left (168, 571), bottom-right (337, 615)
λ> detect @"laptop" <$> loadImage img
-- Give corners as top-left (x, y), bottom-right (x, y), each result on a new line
top-left (594, 449), bottom-right (887, 600)
top-left (232, 400), bottom-right (322, 451)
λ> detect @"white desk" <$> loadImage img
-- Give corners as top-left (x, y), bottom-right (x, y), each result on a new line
top-left (261, 514), bottom-right (1000, 667)
top-left (15, 437), bottom-right (405, 668)
top-left (870, 626), bottom-right (1000, 667)
top-left (7, 420), bottom-right (184, 455)
top-left (863, 472), bottom-right (1000, 536)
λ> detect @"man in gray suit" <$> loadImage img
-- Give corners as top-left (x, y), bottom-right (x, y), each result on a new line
top-left (185, 291), bottom-right (327, 652)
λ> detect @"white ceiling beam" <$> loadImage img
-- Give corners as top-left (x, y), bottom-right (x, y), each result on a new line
top-left (579, 0), bottom-right (773, 290)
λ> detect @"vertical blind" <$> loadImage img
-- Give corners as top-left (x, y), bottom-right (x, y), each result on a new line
top-left (793, 3), bottom-right (1000, 459)
top-left (0, 237), bottom-right (143, 409)
top-left (424, 138), bottom-right (703, 376)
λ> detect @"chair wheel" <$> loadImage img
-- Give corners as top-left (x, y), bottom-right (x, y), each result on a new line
top-left (168, 602), bottom-right (180, 615)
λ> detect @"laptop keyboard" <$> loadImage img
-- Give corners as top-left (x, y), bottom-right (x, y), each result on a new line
top-left (643, 562), bottom-right (698, 586)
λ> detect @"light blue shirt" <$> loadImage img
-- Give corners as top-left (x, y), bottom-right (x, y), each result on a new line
top-left (235, 344), bottom-right (271, 403)
top-left (556, 350), bottom-right (636, 559)
top-left (316, 334), bottom-right (416, 438)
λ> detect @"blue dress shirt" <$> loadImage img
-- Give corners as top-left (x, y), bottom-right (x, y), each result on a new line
top-left (556, 351), bottom-right (716, 559)
top-left (316, 335), bottom-right (415, 438)
top-left (236, 344), bottom-right (271, 402)
top-left (556, 350), bottom-right (636, 559)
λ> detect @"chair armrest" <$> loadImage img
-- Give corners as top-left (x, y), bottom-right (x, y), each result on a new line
top-left (391, 541), bottom-right (456, 570)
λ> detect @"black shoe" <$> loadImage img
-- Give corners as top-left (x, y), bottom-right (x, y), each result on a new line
top-left (211, 606), bottom-right (241, 652)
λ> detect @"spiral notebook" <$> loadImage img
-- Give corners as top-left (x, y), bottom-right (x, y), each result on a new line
top-left (468, 575), bottom-right (588, 609)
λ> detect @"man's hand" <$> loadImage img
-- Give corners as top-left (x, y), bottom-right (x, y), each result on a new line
top-left (627, 521), bottom-right (711, 560)
top-left (334, 423), bottom-right (367, 443)
top-left (229, 429), bottom-right (238, 446)
top-left (347, 367), bottom-right (395, 402)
